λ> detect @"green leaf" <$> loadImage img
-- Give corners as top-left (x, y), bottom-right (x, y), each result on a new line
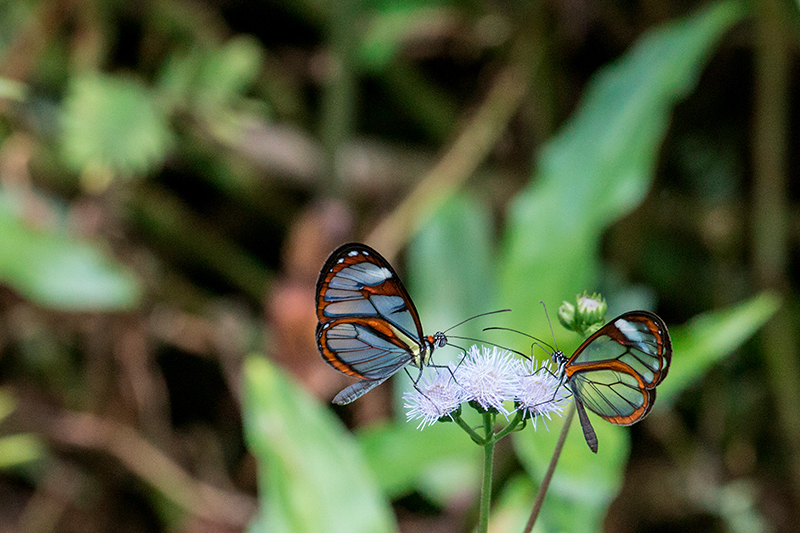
top-left (360, 198), bottom-right (493, 508)
top-left (407, 192), bottom-right (496, 343)
top-left (61, 73), bottom-right (172, 181)
top-left (357, 421), bottom-right (480, 504)
top-left (158, 36), bottom-right (265, 114)
top-left (0, 198), bottom-right (141, 310)
top-left (659, 291), bottom-right (781, 406)
top-left (0, 434), bottom-right (46, 469)
top-left (199, 37), bottom-right (264, 109)
top-left (0, 388), bottom-right (17, 422)
top-left (243, 355), bottom-right (396, 533)
top-left (499, 0), bottom-right (746, 334)
top-left (0, 392), bottom-right (43, 472)
top-left (328, 195), bottom-right (494, 509)
top-left (398, 193), bottom-right (497, 408)
top-left (359, 1), bottom-right (453, 71)
top-left (496, 2), bottom-right (746, 531)
top-left (0, 77), bottom-right (26, 102)
top-left (488, 474), bottom-right (535, 532)
top-left (513, 407), bottom-right (629, 532)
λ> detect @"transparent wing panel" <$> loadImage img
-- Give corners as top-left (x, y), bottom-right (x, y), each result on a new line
top-left (321, 321), bottom-right (414, 380)
top-left (570, 369), bottom-right (646, 420)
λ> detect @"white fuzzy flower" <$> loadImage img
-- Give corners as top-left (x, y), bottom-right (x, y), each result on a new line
top-left (455, 346), bottom-right (518, 417)
top-left (514, 358), bottom-right (570, 430)
top-left (404, 367), bottom-right (466, 430)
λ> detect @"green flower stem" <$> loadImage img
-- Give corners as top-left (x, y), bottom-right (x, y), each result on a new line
top-left (453, 414), bottom-right (485, 445)
top-left (477, 411), bottom-right (495, 533)
top-left (523, 402), bottom-right (576, 533)
top-left (455, 409), bottom-right (524, 531)
top-left (494, 410), bottom-right (524, 440)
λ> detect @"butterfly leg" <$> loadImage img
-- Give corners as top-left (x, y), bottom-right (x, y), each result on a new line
top-left (526, 362), bottom-right (560, 380)
top-left (429, 362), bottom-right (462, 387)
top-left (516, 362), bottom-right (572, 417)
top-left (529, 341), bottom-right (557, 361)
top-left (443, 342), bottom-right (472, 376)
top-left (544, 357), bottom-right (571, 404)
top-left (425, 348), bottom-right (465, 386)
top-left (404, 367), bottom-right (434, 401)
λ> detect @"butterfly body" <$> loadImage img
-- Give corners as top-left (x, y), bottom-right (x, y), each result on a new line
top-left (552, 311), bottom-right (672, 452)
top-left (315, 243), bottom-right (447, 404)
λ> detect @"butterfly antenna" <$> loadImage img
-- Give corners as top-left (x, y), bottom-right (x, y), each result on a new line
top-left (447, 335), bottom-right (529, 359)
top-left (482, 326), bottom-right (555, 353)
top-left (442, 309), bottom-right (511, 334)
top-left (540, 301), bottom-right (560, 352)
top-left (539, 301), bottom-right (569, 380)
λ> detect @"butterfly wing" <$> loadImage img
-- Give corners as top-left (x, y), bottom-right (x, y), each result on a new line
top-left (316, 243), bottom-right (426, 389)
top-left (316, 317), bottom-right (423, 380)
top-left (566, 311), bottom-right (671, 426)
top-left (332, 376), bottom-right (390, 405)
top-left (568, 364), bottom-right (656, 426)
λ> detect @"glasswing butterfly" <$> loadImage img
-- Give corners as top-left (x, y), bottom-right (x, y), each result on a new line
top-left (316, 242), bottom-right (503, 405)
top-left (549, 311), bottom-right (672, 452)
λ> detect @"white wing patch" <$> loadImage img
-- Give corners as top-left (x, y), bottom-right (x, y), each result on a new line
top-left (614, 318), bottom-right (648, 343)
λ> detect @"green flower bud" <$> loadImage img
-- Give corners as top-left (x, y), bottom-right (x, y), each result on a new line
top-left (558, 301), bottom-right (577, 332)
top-left (576, 292), bottom-right (607, 328)
top-left (559, 292), bottom-right (608, 337)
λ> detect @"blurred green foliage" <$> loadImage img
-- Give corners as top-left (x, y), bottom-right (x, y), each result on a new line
top-left (0, 0), bottom-right (794, 531)
top-left (244, 356), bottom-right (395, 533)
top-left (242, 3), bottom-right (781, 532)
top-left (61, 73), bottom-right (172, 182)
top-left (0, 191), bottom-right (141, 309)
top-left (0, 388), bottom-right (44, 469)
top-left (499, 1), bottom-right (746, 330)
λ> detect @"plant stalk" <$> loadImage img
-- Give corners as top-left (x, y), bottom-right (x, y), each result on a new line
top-left (523, 402), bottom-right (575, 533)
top-left (753, 0), bottom-right (800, 506)
top-left (477, 411), bottom-right (495, 533)
top-left (454, 413), bottom-right (486, 445)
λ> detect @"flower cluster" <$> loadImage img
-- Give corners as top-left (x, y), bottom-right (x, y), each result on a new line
top-left (514, 357), bottom-right (570, 430)
top-left (403, 368), bottom-right (467, 429)
top-left (404, 345), bottom-right (571, 430)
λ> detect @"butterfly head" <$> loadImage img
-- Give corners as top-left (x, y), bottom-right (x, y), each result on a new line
top-left (432, 331), bottom-right (447, 348)
top-left (417, 332), bottom-right (447, 367)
